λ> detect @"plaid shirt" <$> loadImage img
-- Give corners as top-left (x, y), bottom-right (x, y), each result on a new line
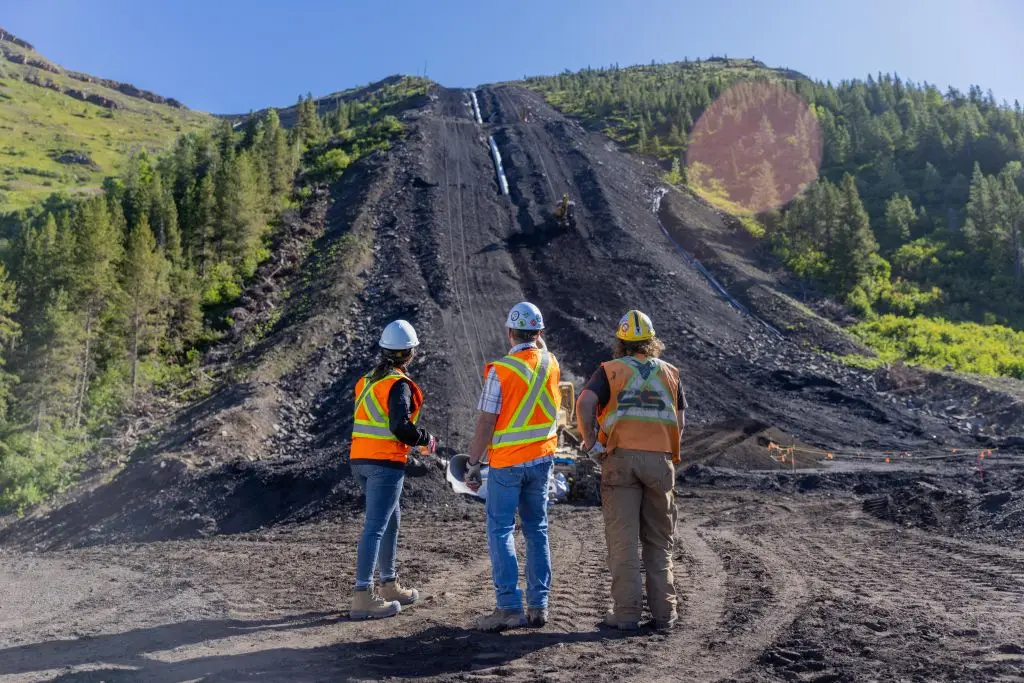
top-left (478, 342), bottom-right (554, 468)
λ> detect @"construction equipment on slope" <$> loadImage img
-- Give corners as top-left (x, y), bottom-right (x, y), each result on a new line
top-left (445, 381), bottom-right (599, 503)
top-left (553, 194), bottom-right (577, 231)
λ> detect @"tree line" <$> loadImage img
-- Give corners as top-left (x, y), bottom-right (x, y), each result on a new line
top-left (0, 76), bottom-right (426, 509)
top-left (527, 62), bottom-right (1024, 327)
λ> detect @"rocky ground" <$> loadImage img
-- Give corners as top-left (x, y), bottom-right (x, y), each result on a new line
top-left (1, 84), bottom-right (1023, 681)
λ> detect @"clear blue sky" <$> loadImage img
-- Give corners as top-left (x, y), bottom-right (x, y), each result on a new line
top-left (5, 0), bottom-right (1023, 114)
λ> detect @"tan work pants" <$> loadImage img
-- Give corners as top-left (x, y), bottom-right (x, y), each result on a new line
top-left (600, 448), bottom-right (677, 623)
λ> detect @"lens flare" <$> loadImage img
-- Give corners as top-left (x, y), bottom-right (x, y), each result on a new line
top-left (685, 81), bottom-right (823, 214)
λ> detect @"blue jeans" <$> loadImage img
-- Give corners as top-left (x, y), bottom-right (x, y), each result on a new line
top-left (486, 460), bottom-right (553, 611)
top-left (352, 462), bottom-right (405, 589)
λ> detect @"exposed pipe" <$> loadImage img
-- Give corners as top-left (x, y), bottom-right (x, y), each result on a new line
top-left (470, 91), bottom-right (483, 124)
top-left (488, 136), bottom-right (509, 195)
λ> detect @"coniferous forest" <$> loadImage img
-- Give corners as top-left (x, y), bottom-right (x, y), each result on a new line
top-left (3, 58), bottom-right (1024, 507)
top-left (527, 60), bottom-right (1024, 355)
top-left (0, 79), bottom-right (424, 508)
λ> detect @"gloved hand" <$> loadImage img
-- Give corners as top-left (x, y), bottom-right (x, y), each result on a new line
top-left (425, 434), bottom-right (437, 455)
top-left (586, 442), bottom-right (606, 467)
top-left (466, 459), bottom-right (483, 491)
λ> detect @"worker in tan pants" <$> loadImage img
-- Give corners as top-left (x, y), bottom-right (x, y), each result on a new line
top-left (577, 310), bottom-right (687, 631)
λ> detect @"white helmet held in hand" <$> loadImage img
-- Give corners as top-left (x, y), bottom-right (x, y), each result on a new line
top-left (379, 319), bottom-right (419, 350)
top-left (506, 302), bottom-right (544, 331)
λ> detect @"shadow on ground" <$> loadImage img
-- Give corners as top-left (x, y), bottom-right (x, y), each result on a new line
top-left (5, 617), bottom-right (624, 682)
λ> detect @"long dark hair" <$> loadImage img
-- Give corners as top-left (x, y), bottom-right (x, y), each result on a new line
top-left (368, 348), bottom-right (415, 382)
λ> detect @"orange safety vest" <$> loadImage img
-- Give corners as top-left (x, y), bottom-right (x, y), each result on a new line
top-left (486, 347), bottom-right (561, 468)
top-left (597, 356), bottom-right (682, 462)
top-left (350, 369), bottom-right (423, 464)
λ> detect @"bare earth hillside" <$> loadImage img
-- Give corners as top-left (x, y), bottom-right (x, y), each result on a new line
top-left (1, 85), bottom-right (1022, 682)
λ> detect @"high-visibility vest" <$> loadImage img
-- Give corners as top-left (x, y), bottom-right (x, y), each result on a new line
top-left (597, 356), bottom-right (681, 462)
top-left (350, 370), bottom-right (423, 464)
top-left (486, 347), bottom-right (561, 468)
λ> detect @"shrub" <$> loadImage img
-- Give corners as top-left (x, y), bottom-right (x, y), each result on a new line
top-left (310, 148), bottom-right (351, 182)
top-left (0, 426), bottom-right (87, 512)
top-left (201, 262), bottom-right (243, 306)
top-left (850, 315), bottom-right (1024, 379)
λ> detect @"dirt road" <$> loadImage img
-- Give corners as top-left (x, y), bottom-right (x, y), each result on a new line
top-left (3, 483), bottom-right (1023, 682)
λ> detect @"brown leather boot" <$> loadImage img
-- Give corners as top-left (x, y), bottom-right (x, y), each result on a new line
top-left (350, 588), bottom-right (400, 620)
top-left (380, 578), bottom-right (419, 606)
top-left (603, 610), bottom-right (640, 631)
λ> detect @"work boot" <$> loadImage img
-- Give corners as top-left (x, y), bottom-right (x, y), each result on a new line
top-left (475, 608), bottom-right (527, 632)
top-left (380, 578), bottom-right (419, 606)
top-left (653, 612), bottom-right (678, 631)
top-left (527, 607), bottom-right (548, 627)
top-left (603, 610), bottom-right (640, 631)
top-left (350, 588), bottom-right (401, 620)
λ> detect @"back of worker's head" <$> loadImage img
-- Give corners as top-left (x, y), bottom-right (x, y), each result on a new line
top-left (506, 301), bottom-right (544, 345)
top-left (371, 319), bottom-right (419, 380)
top-left (613, 309), bottom-right (664, 359)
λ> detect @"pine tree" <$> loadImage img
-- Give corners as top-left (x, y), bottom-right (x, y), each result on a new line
top-left (213, 137), bottom-right (237, 260)
top-left (749, 161), bottom-right (781, 213)
top-left (17, 289), bottom-right (82, 432)
top-left (0, 263), bottom-right (20, 420)
top-left (882, 194), bottom-right (917, 251)
top-left (149, 170), bottom-right (178, 251)
top-left (123, 152), bottom-right (155, 230)
top-left (294, 94), bottom-right (324, 148)
top-left (167, 266), bottom-right (203, 353)
top-left (191, 172), bottom-right (216, 275)
top-left (997, 162), bottom-right (1024, 283)
top-left (332, 101), bottom-right (350, 134)
top-left (222, 150), bottom-right (267, 278)
top-left (921, 162), bottom-right (945, 207)
top-left (69, 197), bottom-right (123, 428)
top-left (263, 109), bottom-right (292, 201)
top-left (122, 217), bottom-right (169, 403)
top-left (830, 174), bottom-right (879, 295)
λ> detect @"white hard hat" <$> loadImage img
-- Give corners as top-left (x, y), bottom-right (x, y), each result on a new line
top-left (379, 319), bottom-right (419, 350)
top-left (506, 302), bottom-right (544, 330)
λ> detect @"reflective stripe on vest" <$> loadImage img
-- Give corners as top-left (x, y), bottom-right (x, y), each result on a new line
top-left (491, 349), bottom-right (558, 447)
top-left (600, 358), bottom-right (677, 434)
top-left (352, 372), bottom-right (416, 441)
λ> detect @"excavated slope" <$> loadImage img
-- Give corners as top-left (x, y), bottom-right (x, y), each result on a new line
top-left (0, 85), bottom-right (1000, 549)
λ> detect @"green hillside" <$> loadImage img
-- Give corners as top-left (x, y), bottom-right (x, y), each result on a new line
top-left (525, 60), bottom-right (1024, 329)
top-left (0, 29), bottom-right (212, 211)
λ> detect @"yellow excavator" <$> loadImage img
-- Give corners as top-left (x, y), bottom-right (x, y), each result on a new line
top-left (553, 193), bottom-right (577, 230)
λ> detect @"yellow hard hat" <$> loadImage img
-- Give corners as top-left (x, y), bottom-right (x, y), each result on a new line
top-left (616, 310), bottom-right (655, 342)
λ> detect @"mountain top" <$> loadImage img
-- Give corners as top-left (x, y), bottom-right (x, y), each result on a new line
top-left (0, 27), bottom-right (211, 211)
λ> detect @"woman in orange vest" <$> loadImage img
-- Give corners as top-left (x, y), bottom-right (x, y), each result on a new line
top-left (349, 319), bottom-right (437, 620)
top-left (576, 310), bottom-right (687, 632)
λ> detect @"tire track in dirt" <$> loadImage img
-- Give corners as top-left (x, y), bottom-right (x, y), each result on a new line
top-left (440, 118), bottom-right (483, 409)
top-left (453, 138), bottom-right (488, 386)
top-left (546, 511), bottom-right (608, 633)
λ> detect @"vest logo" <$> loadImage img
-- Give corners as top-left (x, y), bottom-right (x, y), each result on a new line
top-left (616, 388), bottom-right (667, 411)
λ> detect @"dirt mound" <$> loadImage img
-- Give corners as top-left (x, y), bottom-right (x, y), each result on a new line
top-left (682, 418), bottom-right (822, 469)
top-left (0, 447), bottom-right (472, 551)
top-left (863, 482), bottom-right (1024, 546)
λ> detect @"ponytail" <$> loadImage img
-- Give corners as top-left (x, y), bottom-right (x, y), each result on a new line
top-left (367, 348), bottom-right (414, 382)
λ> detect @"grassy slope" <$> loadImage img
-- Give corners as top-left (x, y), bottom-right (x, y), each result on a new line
top-left (0, 39), bottom-right (211, 211)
